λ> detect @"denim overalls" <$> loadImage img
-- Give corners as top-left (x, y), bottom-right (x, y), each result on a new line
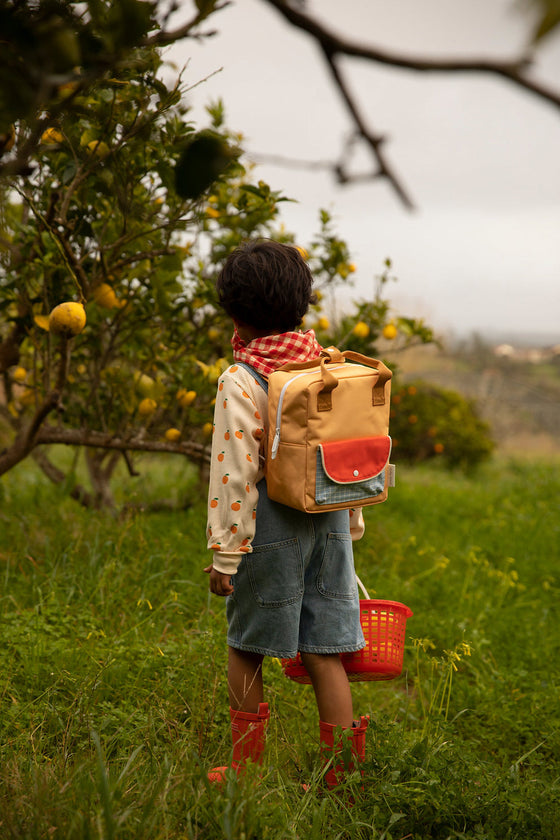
top-left (226, 478), bottom-right (365, 658)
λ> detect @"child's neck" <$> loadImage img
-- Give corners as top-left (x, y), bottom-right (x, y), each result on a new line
top-left (235, 323), bottom-right (291, 343)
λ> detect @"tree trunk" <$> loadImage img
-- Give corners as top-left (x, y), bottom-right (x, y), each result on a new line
top-left (84, 448), bottom-right (120, 509)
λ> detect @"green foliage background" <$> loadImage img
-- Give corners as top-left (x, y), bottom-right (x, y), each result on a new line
top-left (390, 380), bottom-right (495, 470)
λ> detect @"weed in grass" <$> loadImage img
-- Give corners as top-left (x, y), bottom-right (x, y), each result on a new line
top-left (411, 637), bottom-right (473, 733)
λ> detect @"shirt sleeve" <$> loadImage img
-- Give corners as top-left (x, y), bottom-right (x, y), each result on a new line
top-left (206, 366), bottom-right (266, 575)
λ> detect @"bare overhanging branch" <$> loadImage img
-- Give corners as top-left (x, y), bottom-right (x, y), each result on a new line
top-left (260, 0), bottom-right (560, 208)
top-left (262, 0), bottom-right (560, 106)
top-left (320, 44), bottom-right (415, 209)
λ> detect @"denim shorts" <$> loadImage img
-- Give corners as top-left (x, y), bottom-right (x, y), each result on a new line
top-left (226, 479), bottom-right (365, 658)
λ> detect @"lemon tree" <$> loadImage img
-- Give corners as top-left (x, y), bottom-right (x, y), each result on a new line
top-left (0, 0), bottom-right (227, 178)
top-left (0, 3), bottom-right (441, 507)
top-left (308, 251), bottom-right (435, 354)
top-left (0, 84), bottom-right (437, 508)
top-left (0, 43), bottom-right (366, 505)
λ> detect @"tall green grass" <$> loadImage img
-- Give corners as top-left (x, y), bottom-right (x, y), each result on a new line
top-left (1, 455), bottom-right (558, 838)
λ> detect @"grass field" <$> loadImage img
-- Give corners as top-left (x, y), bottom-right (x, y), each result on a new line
top-left (1, 453), bottom-right (558, 839)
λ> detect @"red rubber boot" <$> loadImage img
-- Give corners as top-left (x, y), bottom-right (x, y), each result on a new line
top-left (208, 702), bottom-right (270, 784)
top-left (319, 715), bottom-right (369, 789)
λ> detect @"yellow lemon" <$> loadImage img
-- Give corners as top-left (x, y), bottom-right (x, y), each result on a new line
top-left (138, 397), bottom-right (157, 416)
top-left (382, 323), bottom-right (398, 340)
top-left (86, 140), bottom-right (110, 157)
top-left (41, 127), bottom-right (64, 145)
top-left (164, 428), bottom-right (181, 442)
top-left (134, 372), bottom-right (158, 399)
top-left (93, 282), bottom-right (120, 309)
top-left (202, 422), bottom-right (213, 436)
top-left (177, 388), bottom-right (196, 408)
top-left (207, 327), bottom-right (220, 341)
top-left (352, 321), bottom-right (370, 339)
top-left (317, 316), bottom-right (330, 331)
top-left (48, 302), bottom-right (86, 336)
top-left (12, 366), bottom-right (27, 383)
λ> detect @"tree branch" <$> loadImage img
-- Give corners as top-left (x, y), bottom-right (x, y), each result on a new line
top-left (262, 0), bottom-right (559, 108)
top-left (320, 45), bottom-right (415, 209)
top-left (144, 2), bottom-right (232, 49)
top-left (0, 321), bottom-right (28, 374)
top-left (34, 426), bottom-right (211, 466)
top-left (260, 0), bottom-right (560, 207)
top-left (15, 187), bottom-right (88, 302)
top-left (0, 336), bottom-right (69, 476)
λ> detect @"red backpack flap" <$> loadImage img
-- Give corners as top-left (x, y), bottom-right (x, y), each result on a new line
top-left (315, 436), bottom-right (392, 508)
top-left (319, 436), bottom-right (391, 484)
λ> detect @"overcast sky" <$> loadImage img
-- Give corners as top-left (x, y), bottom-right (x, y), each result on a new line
top-left (170, 0), bottom-right (560, 342)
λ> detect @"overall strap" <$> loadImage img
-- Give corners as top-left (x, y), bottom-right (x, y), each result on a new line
top-left (235, 361), bottom-right (269, 393)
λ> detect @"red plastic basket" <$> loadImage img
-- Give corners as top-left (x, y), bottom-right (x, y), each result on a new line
top-left (282, 598), bottom-right (413, 684)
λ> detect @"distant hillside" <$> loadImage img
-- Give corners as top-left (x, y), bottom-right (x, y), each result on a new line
top-left (393, 341), bottom-right (560, 457)
top-left (453, 330), bottom-right (559, 349)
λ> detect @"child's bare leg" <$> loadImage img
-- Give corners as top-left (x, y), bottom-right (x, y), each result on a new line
top-left (228, 646), bottom-right (264, 712)
top-left (300, 652), bottom-right (353, 727)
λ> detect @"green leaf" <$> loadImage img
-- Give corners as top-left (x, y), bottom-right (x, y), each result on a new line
top-left (62, 162), bottom-right (77, 185)
top-left (174, 131), bottom-right (238, 200)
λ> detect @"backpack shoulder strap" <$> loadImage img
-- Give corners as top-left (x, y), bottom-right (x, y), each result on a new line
top-left (234, 361), bottom-right (269, 394)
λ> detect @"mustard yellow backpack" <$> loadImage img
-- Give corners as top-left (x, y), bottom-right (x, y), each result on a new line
top-left (239, 346), bottom-right (394, 513)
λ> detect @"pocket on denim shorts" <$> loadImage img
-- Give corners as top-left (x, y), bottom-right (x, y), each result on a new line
top-left (317, 533), bottom-right (356, 600)
top-left (246, 538), bottom-right (304, 607)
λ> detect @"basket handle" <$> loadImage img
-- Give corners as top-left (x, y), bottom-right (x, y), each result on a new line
top-left (355, 574), bottom-right (370, 600)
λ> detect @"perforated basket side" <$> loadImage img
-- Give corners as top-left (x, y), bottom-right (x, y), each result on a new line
top-left (282, 599), bottom-right (412, 684)
top-left (342, 599), bottom-right (412, 678)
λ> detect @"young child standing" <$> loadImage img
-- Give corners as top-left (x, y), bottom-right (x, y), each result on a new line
top-left (204, 239), bottom-right (368, 787)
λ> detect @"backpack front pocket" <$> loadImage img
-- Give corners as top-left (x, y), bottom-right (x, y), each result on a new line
top-left (315, 436), bottom-right (392, 506)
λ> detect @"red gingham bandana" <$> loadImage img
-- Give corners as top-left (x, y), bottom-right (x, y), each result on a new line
top-left (231, 329), bottom-right (323, 376)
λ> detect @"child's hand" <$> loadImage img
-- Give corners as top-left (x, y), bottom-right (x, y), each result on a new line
top-left (204, 564), bottom-right (234, 597)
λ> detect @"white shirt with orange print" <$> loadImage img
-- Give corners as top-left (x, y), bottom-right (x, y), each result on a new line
top-left (206, 363), bottom-right (365, 576)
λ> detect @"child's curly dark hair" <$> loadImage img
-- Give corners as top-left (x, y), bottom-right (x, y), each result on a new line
top-left (216, 239), bottom-right (317, 332)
